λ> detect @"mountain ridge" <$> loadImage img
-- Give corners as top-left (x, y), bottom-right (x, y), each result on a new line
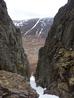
top-left (13, 18), bottom-right (53, 38)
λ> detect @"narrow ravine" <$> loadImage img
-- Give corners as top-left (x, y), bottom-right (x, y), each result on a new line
top-left (30, 75), bottom-right (59, 98)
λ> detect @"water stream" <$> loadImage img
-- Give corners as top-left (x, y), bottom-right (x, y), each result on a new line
top-left (30, 75), bottom-right (59, 98)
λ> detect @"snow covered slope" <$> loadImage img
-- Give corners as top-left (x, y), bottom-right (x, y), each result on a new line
top-left (13, 18), bottom-right (53, 38)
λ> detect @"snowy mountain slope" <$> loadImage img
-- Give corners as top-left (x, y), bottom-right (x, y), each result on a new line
top-left (13, 18), bottom-right (53, 38)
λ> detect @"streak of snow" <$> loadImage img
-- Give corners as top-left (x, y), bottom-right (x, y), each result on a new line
top-left (38, 28), bottom-right (43, 37)
top-left (24, 19), bottom-right (41, 36)
top-left (36, 30), bottom-right (39, 36)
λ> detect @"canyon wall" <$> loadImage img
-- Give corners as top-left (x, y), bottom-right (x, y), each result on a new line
top-left (0, 0), bottom-right (30, 80)
top-left (35, 0), bottom-right (74, 98)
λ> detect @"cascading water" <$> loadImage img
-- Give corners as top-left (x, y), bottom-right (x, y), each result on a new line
top-left (30, 75), bottom-right (59, 98)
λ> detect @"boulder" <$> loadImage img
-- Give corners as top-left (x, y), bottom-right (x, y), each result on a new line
top-left (0, 70), bottom-right (38, 98)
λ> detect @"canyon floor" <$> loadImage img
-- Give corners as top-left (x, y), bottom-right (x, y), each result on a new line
top-left (22, 36), bottom-right (45, 74)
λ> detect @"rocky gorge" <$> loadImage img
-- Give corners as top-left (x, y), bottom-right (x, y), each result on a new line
top-left (13, 18), bottom-right (53, 73)
top-left (35, 0), bottom-right (74, 98)
top-left (0, 0), bottom-right (74, 98)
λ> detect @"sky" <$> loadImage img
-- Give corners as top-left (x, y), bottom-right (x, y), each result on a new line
top-left (4, 0), bottom-right (68, 20)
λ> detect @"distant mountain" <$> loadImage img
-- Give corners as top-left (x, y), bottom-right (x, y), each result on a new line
top-left (13, 18), bottom-right (53, 38)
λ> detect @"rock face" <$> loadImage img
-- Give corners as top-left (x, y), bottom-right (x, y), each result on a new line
top-left (0, 70), bottom-right (38, 98)
top-left (0, 0), bottom-right (30, 79)
top-left (35, 0), bottom-right (74, 98)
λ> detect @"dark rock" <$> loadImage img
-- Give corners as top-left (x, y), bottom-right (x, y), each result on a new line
top-left (35, 0), bottom-right (74, 98)
top-left (0, 0), bottom-right (30, 79)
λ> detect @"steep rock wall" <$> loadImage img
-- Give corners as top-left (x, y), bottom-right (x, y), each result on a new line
top-left (35, 0), bottom-right (74, 98)
top-left (0, 0), bottom-right (30, 80)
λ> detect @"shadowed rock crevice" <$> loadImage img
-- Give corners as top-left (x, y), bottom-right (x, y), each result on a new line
top-left (35, 0), bottom-right (74, 98)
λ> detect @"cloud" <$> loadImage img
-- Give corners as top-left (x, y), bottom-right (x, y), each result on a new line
top-left (4, 0), bottom-right (68, 20)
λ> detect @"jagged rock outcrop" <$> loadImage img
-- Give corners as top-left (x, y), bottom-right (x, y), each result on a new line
top-left (0, 70), bottom-right (38, 98)
top-left (0, 0), bottom-right (30, 79)
top-left (35, 0), bottom-right (74, 98)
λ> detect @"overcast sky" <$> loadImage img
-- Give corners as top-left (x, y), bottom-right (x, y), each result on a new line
top-left (4, 0), bottom-right (68, 20)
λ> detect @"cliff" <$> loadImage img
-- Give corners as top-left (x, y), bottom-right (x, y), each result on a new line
top-left (0, 0), bottom-right (30, 80)
top-left (35, 0), bottom-right (74, 98)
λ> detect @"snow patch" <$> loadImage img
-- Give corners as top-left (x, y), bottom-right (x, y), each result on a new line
top-left (30, 76), bottom-right (59, 98)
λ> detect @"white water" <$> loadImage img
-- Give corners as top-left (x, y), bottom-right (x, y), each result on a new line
top-left (30, 75), bottom-right (59, 98)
